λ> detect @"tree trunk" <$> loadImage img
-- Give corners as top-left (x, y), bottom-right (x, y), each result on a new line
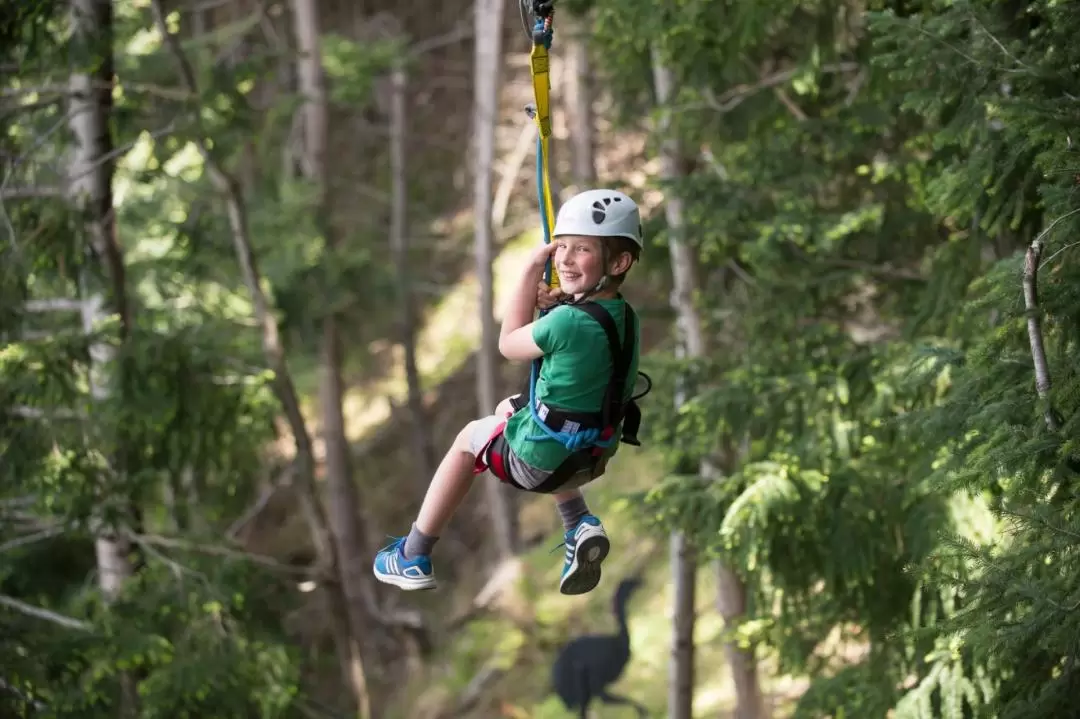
top-left (474, 0), bottom-right (518, 556)
top-left (651, 44), bottom-right (699, 719)
top-left (68, 0), bottom-right (137, 714)
top-left (151, 2), bottom-right (369, 716)
top-left (389, 62), bottom-right (437, 484)
top-left (668, 531), bottom-right (697, 719)
top-left (291, 0), bottom-right (375, 714)
top-left (717, 562), bottom-right (769, 719)
top-left (651, 42), bottom-right (769, 719)
top-left (564, 14), bottom-right (596, 188)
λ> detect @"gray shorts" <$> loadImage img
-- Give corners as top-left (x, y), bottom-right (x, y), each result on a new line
top-left (469, 415), bottom-right (592, 492)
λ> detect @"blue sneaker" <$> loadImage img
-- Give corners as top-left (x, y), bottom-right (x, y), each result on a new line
top-left (373, 537), bottom-right (436, 591)
top-left (559, 515), bottom-right (610, 595)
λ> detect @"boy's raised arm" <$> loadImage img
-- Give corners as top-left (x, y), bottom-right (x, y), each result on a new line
top-left (498, 243), bottom-right (558, 361)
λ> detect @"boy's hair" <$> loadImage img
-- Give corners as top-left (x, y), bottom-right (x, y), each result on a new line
top-left (601, 236), bottom-right (641, 287)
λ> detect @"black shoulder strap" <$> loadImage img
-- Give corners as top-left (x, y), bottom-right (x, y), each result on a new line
top-left (522, 302), bottom-right (641, 495)
top-left (569, 301), bottom-right (635, 429)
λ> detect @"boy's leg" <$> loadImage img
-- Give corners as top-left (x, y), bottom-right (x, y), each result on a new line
top-left (373, 416), bottom-right (503, 591)
top-left (554, 488), bottom-right (610, 596)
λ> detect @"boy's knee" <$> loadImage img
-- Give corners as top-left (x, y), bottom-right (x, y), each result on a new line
top-left (454, 422), bottom-right (478, 453)
top-left (456, 416), bottom-right (501, 456)
top-left (494, 396), bottom-right (516, 418)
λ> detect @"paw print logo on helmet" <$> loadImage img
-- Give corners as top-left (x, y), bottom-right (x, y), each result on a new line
top-left (553, 189), bottom-right (644, 249)
top-left (590, 195), bottom-right (621, 224)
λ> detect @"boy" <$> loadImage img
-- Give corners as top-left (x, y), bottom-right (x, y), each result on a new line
top-left (373, 188), bottom-right (644, 596)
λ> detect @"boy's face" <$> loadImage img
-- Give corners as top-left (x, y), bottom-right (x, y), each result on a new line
top-left (553, 235), bottom-right (607, 295)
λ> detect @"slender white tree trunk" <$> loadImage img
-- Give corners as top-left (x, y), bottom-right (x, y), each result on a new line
top-left (474, 0), bottom-right (518, 555)
top-left (564, 14), bottom-right (596, 188)
top-left (69, 0), bottom-right (137, 713)
top-left (651, 42), bottom-right (769, 719)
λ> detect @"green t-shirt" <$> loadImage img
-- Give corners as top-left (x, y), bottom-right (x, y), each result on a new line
top-left (503, 297), bottom-right (641, 472)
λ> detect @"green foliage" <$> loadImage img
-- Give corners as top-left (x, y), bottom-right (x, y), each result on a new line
top-left (321, 33), bottom-right (403, 107)
top-left (795, 659), bottom-right (899, 719)
top-left (867, 2), bottom-right (1080, 717)
top-left (6, 0), bottom-right (1080, 715)
top-left (593, 0), bottom-right (1080, 715)
top-left (0, 4), bottom-right (350, 715)
top-left (1, 554), bottom-right (302, 718)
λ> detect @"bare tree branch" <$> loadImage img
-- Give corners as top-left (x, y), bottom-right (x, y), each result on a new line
top-left (1, 187), bottom-right (65, 200)
top-left (67, 122), bottom-right (177, 186)
top-left (773, 87), bottom-right (808, 121)
top-left (23, 298), bottom-right (85, 312)
top-left (1023, 239), bottom-right (1059, 431)
top-left (0, 594), bottom-right (92, 631)
top-left (969, 14), bottom-right (1031, 73)
top-left (492, 118), bottom-right (536, 228)
top-left (1, 82), bottom-right (193, 102)
top-left (1, 108), bottom-right (75, 253)
top-left (687, 62), bottom-right (860, 115)
top-left (224, 481), bottom-right (286, 540)
top-left (129, 532), bottom-right (312, 576)
top-left (407, 19), bottom-right (474, 57)
top-left (825, 258), bottom-right (925, 281)
top-left (0, 497), bottom-right (37, 510)
top-left (0, 527), bottom-right (64, 554)
top-left (844, 68), bottom-right (867, 107)
top-left (1034, 207), bottom-right (1080, 270)
top-left (8, 407), bottom-right (86, 420)
top-left (130, 534), bottom-right (210, 584)
top-left (0, 677), bottom-right (47, 711)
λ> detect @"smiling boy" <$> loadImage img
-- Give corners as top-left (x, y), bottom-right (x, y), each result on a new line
top-left (373, 189), bottom-right (644, 596)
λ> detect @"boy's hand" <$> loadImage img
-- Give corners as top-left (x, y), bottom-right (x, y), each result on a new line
top-left (526, 241), bottom-right (558, 271)
top-left (536, 281), bottom-right (564, 310)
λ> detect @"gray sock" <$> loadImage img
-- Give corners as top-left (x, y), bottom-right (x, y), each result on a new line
top-left (403, 523), bottom-right (439, 559)
top-left (556, 495), bottom-right (590, 531)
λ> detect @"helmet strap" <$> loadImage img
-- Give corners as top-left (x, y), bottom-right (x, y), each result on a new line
top-left (567, 275), bottom-right (608, 305)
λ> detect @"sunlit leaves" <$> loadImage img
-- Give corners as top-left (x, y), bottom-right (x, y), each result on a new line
top-left (598, 0), bottom-right (1080, 714)
top-left (863, 2), bottom-right (1080, 718)
top-left (2, 5), bottom-right (308, 715)
top-left (321, 33), bottom-right (402, 107)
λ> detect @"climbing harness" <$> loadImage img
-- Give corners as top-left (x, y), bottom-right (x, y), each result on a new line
top-left (483, 300), bottom-right (648, 494)
top-left (478, 0), bottom-right (652, 494)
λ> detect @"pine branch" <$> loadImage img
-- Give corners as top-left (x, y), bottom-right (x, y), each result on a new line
top-left (1035, 208), bottom-right (1080, 269)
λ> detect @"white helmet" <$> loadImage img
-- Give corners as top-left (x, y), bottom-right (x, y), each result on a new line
top-left (552, 189), bottom-right (644, 249)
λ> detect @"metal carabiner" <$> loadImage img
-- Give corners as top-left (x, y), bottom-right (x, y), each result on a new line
top-left (519, 0), bottom-right (554, 41)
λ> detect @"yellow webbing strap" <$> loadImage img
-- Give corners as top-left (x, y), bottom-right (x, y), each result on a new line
top-left (529, 12), bottom-right (559, 290)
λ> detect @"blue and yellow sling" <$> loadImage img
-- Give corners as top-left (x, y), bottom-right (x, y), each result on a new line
top-left (522, 0), bottom-right (559, 293)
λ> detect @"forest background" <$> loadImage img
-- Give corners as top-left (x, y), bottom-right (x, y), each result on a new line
top-left (2, 0), bottom-right (1079, 717)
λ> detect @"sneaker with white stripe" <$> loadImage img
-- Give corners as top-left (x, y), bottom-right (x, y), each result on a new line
top-left (559, 515), bottom-right (610, 595)
top-left (373, 537), bottom-right (437, 591)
